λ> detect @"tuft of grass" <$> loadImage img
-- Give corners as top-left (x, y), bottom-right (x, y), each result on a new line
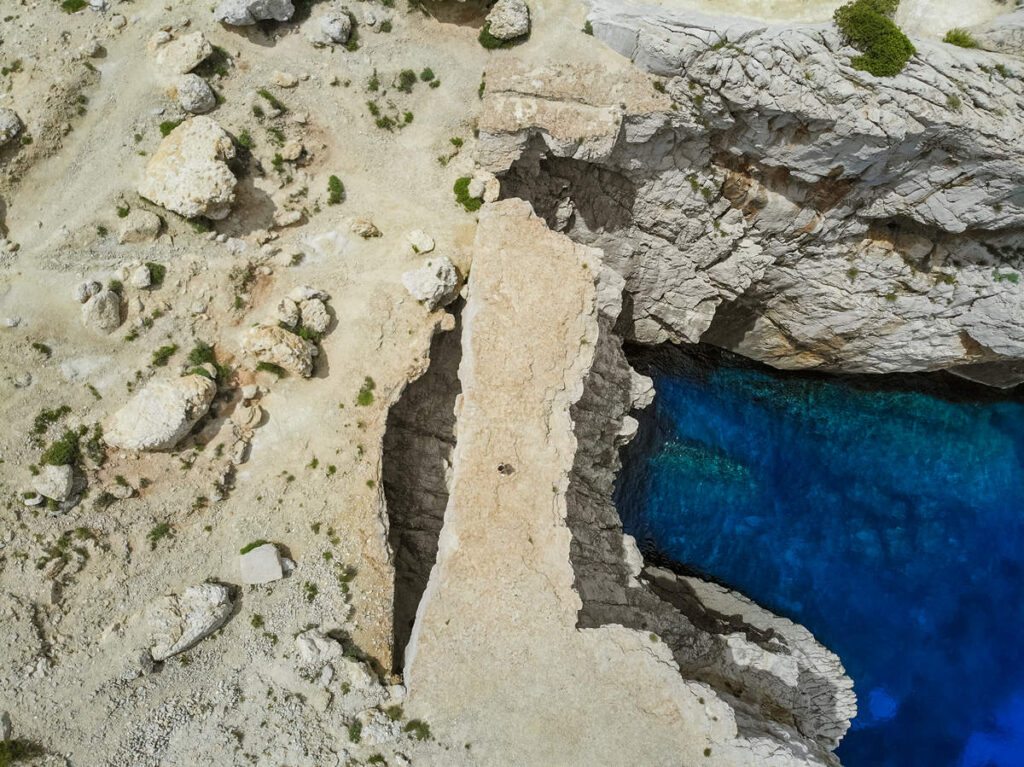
top-left (60, 0), bottom-right (88, 12)
top-left (257, 88), bottom-right (287, 113)
top-left (151, 344), bottom-right (179, 367)
top-left (583, 20), bottom-right (593, 35)
top-left (368, 70), bottom-right (380, 92)
top-left (943, 28), bottom-right (977, 49)
top-left (145, 262), bottom-right (167, 287)
top-left (194, 45), bottom-right (231, 79)
top-left (41, 430), bottom-right (79, 467)
top-left (0, 739), bottom-right (45, 763)
top-left (379, 19), bottom-right (392, 33)
top-left (32, 341), bottom-right (52, 357)
top-left (356, 377), bottom-right (375, 406)
top-left (240, 539), bottom-right (270, 555)
top-left (147, 522), bottom-right (173, 550)
top-left (453, 176), bottom-right (482, 212)
top-left (833, 0), bottom-right (914, 77)
top-left (404, 719), bottom-right (431, 741)
top-left (117, 206), bottom-right (130, 218)
top-left (236, 130), bottom-right (254, 149)
top-left (327, 175), bottom-right (344, 205)
top-left (256, 361), bottom-right (287, 378)
top-left (419, 67), bottom-right (435, 81)
top-left (347, 720), bottom-right (362, 743)
top-left (159, 120), bottom-right (182, 137)
top-left (946, 94), bottom-right (962, 111)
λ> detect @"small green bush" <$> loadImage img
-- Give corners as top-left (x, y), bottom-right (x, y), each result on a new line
top-left (257, 88), bottom-right (287, 113)
top-left (834, 0), bottom-right (914, 77)
top-left (151, 344), bottom-right (179, 367)
top-left (453, 177), bottom-right (482, 212)
top-left (379, 19), bottom-right (392, 33)
top-left (159, 120), bottom-right (182, 137)
top-left (404, 719), bottom-right (431, 741)
top-left (397, 69), bottom-right (417, 93)
top-left (943, 28), bottom-right (977, 48)
top-left (145, 262), bottom-right (167, 287)
top-left (187, 341), bottom-right (216, 366)
top-left (147, 522), bottom-right (173, 550)
top-left (327, 175), bottom-right (344, 205)
top-left (0, 739), bottom-right (45, 764)
top-left (41, 430), bottom-right (79, 467)
top-left (60, 0), bottom-right (87, 12)
top-left (420, 67), bottom-right (435, 81)
top-left (356, 377), bottom-right (375, 406)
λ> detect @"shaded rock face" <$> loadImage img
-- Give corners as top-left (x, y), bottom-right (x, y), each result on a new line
top-left (382, 310), bottom-right (462, 672)
top-left (481, 10), bottom-right (1024, 379)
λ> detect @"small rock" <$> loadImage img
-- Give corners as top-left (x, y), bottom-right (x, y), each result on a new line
top-left (74, 280), bottom-right (102, 303)
top-left (130, 265), bottom-right (153, 289)
top-left (295, 628), bottom-right (342, 668)
top-left (406, 229), bottom-right (434, 254)
top-left (316, 14), bottom-right (351, 45)
top-left (148, 583), bottom-right (233, 661)
top-left (33, 465), bottom-right (74, 502)
top-left (401, 257), bottom-right (458, 310)
top-left (118, 210), bottom-right (163, 243)
top-left (23, 493), bottom-right (42, 507)
top-left (81, 289), bottom-right (122, 333)
top-left (150, 31), bottom-right (213, 75)
top-left (215, 0), bottom-right (295, 25)
top-left (281, 140), bottom-right (303, 161)
top-left (109, 482), bottom-right (134, 500)
top-left (273, 297), bottom-right (300, 327)
top-left (0, 109), bottom-right (23, 147)
top-left (0, 710), bottom-right (10, 741)
top-left (289, 285), bottom-right (329, 302)
top-left (243, 324), bottom-right (317, 377)
top-left (272, 71), bottom-right (298, 88)
top-left (299, 298), bottom-right (330, 334)
top-left (485, 0), bottom-right (530, 40)
top-left (110, 13), bottom-right (127, 28)
top-left (273, 209), bottom-right (302, 228)
top-left (175, 73), bottom-right (216, 114)
top-left (105, 374), bottom-right (217, 451)
top-left (349, 219), bottom-right (381, 238)
top-left (239, 543), bottom-right (283, 585)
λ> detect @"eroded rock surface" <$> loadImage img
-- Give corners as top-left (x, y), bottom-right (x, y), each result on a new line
top-left (148, 583), bottom-right (233, 661)
top-left (480, 10), bottom-right (1024, 377)
top-left (105, 374), bottom-right (217, 451)
top-left (242, 324), bottom-right (317, 377)
top-left (215, 0), bottom-right (295, 26)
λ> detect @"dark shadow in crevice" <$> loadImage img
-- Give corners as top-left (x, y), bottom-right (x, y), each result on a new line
top-left (382, 305), bottom-right (463, 673)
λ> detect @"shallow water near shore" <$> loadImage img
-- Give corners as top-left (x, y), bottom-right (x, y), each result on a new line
top-left (615, 345), bottom-right (1024, 767)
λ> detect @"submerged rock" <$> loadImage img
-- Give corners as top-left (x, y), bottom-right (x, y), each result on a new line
top-left (105, 374), bottom-right (217, 451)
top-left (138, 117), bottom-right (237, 220)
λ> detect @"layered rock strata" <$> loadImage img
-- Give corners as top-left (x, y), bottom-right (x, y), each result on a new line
top-left (478, 8), bottom-right (1024, 382)
top-left (404, 199), bottom-right (853, 767)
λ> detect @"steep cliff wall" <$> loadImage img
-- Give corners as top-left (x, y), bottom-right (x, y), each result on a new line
top-left (478, 9), bottom-right (1024, 382)
top-left (404, 199), bottom-right (853, 767)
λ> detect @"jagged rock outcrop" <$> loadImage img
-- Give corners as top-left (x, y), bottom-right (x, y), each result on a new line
top-left (214, 0), bottom-right (294, 26)
top-left (478, 8), bottom-right (1024, 381)
top-left (105, 374), bottom-right (217, 451)
top-left (404, 199), bottom-right (852, 767)
top-left (970, 9), bottom-right (1024, 56)
top-left (138, 117), bottom-right (237, 220)
top-left (148, 583), bottom-right (233, 661)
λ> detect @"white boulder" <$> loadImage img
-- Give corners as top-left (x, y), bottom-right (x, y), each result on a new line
top-left (243, 324), bottom-right (317, 377)
top-left (295, 628), bottom-right (342, 669)
top-left (312, 14), bottom-right (352, 46)
top-left (215, 0), bottom-right (295, 25)
top-left (299, 298), bottom-right (330, 334)
top-left (130, 265), bottom-right (153, 289)
top-left (105, 374), bottom-right (217, 451)
top-left (73, 280), bottom-right (102, 304)
top-left (138, 117), bottom-right (237, 220)
top-left (0, 108), bottom-right (23, 146)
top-left (149, 31), bottom-right (213, 75)
top-left (148, 583), bottom-right (233, 661)
top-left (33, 464), bottom-right (74, 502)
top-left (81, 289), bottom-right (122, 333)
top-left (239, 543), bottom-right (283, 585)
top-left (175, 74), bottom-right (217, 114)
top-left (401, 257), bottom-right (458, 310)
top-left (406, 229), bottom-right (434, 254)
top-left (485, 0), bottom-right (530, 40)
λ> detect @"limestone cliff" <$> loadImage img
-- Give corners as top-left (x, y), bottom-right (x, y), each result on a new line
top-left (403, 199), bottom-right (853, 767)
top-left (477, 8), bottom-right (1024, 382)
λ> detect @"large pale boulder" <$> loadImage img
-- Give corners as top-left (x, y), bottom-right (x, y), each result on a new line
top-left (118, 210), bottom-right (162, 244)
top-left (401, 257), bottom-right (458, 310)
top-left (138, 117), bottom-right (237, 220)
top-left (148, 583), bottom-right (233, 661)
top-left (242, 324), bottom-right (317, 377)
top-left (105, 374), bottom-right (217, 451)
top-left (485, 0), bottom-right (530, 40)
top-left (81, 289), bottom-right (122, 333)
top-left (239, 543), bottom-right (283, 585)
top-left (0, 108), bottom-right (23, 146)
top-left (215, 0), bottom-right (294, 25)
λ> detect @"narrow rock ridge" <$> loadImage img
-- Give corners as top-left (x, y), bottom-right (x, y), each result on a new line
top-left (479, 13), bottom-right (1024, 380)
top-left (382, 306), bottom-right (463, 672)
top-left (404, 199), bottom-right (852, 767)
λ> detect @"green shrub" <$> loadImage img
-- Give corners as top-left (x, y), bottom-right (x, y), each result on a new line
top-left (147, 522), bottom-right (173, 550)
top-left (159, 120), bottom-right (182, 137)
top-left (379, 19), bottom-right (392, 33)
top-left (404, 719), bottom-right (431, 740)
top-left (327, 175), bottom-right (344, 205)
top-left (41, 430), bottom-right (79, 466)
top-left (834, 0), bottom-right (914, 77)
top-left (397, 69), bottom-right (417, 93)
top-left (453, 177), bottom-right (482, 212)
top-left (0, 739), bottom-right (45, 764)
top-left (420, 67), bottom-right (435, 81)
top-left (356, 377), bottom-right (375, 406)
top-left (257, 88), bottom-right (287, 113)
top-left (583, 20), bottom-right (593, 35)
top-left (151, 344), bottom-right (179, 367)
top-left (187, 341), bottom-right (216, 366)
top-left (145, 262), bottom-right (167, 287)
top-left (943, 28), bottom-right (977, 48)
top-left (60, 0), bottom-right (87, 12)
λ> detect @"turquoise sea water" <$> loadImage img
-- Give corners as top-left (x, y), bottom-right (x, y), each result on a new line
top-left (613, 346), bottom-right (1024, 767)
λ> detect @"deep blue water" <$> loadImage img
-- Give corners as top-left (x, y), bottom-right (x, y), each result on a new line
top-left (614, 345), bottom-right (1024, 767)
